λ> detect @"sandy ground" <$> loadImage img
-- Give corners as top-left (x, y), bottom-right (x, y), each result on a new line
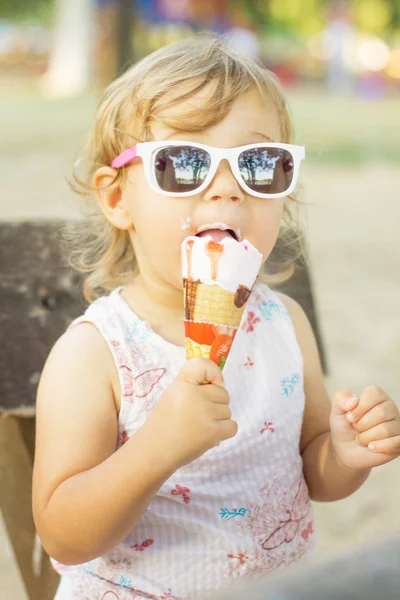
top-left (301, 163), bottom-right (400, 556)
top-left (0, 511), bottom-right (29, 599)
top-left (1, 155), bottom-right (399, 593)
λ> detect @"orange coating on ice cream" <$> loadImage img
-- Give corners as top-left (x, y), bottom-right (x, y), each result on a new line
top-left (205, 240), bottom-right (224, 281)
top-left (183, 237), bottom-right (224, 283)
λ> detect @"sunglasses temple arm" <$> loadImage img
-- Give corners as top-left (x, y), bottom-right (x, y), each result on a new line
top-left (111, 146), bottom-right (138, 169)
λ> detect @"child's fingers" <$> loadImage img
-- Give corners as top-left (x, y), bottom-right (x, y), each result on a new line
top-left (366, 435), bottom-right (400, 454)
top-left (345, 386), bottom-right (389, 423)
top-left (330, 388), bottom-right (359, 416)
top-left (180, 357), bottom-right (225, 388)
top-left (351, 401), bottom-right (398, 432)
top-left (357, 420), bottom-right (400, 447)
top-left (217, 418), bottom-right (238, 441)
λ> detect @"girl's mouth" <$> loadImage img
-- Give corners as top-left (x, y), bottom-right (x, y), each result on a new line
top-left (196, 229), bottom-right (236, 243)
top-left (195, 223), bottom-right (241, 243)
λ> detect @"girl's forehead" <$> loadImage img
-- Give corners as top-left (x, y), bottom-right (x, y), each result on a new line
top-left (155, 80), bottom-right (275, 117)
top-left (150, 84), bottom-right (281, 143)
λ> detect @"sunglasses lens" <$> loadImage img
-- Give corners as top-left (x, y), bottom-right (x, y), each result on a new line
top-left (238, 148), bottom-right (294, 195)
top-left (154, 146), bottom-right (211, 193)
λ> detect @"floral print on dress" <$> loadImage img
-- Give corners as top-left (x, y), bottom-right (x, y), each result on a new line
top-left (158, 589), bottom-right (182, 600)
top-left (125, 320), bottom-right (152, 344)
top-left (227, 550), bottom-right (250, 575)
top-left (110, 341), bottom-right (134, 371)
top-left (257, 299), bottom-right (289, 321)
top-left (244, 356), bottom-right (255, 368)
top-left (281, 373), bottom-right (301, 397)
top-left (225, 475), bottom-right (314, 579)
top-left (260, 421), bottom-right (275, 434)
top-left (171, 485), bottom-right (191, 504)
top-left (241, 311), bottom-right (261, 333)
top-left (220, 508), bottom-right (248, 520)
top-left (119, 575), bottom-right (133, 587)
top-left (53, 280), bottom-right (314, 599)
top-left (72, 574), bottom-right (179, 600)
top-left (130, 539), bottom-right (154, 552)
top-left (301, 521), bottom-right (314, 542)
top-left (72, 573), bottom-right (139, 599)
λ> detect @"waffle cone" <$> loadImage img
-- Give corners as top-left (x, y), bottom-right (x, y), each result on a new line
top-left (185, 338), bottom-right (212, 361)
top-left (185, 282), bottom-right (246, 327)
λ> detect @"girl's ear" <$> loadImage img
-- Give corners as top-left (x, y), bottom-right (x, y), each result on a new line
top-left (93, 167), bottom-right (134, 231)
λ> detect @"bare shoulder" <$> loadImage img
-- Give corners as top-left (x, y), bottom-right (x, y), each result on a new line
top-left (49, 322), bottom-right (121, 411)
top-left (55, 321), bottom-right (115, 365)
top-left (33, 323), bottom-right (120, 515)
top-left (276, 292), bottom-right (331, 452)
top-left (48, 321), bottom-right (114, 369)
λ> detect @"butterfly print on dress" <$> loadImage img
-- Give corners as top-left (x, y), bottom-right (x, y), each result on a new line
top-left (120, 366), bottom-right (166, 401)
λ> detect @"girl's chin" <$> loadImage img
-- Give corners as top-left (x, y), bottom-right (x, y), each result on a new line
top-left (161, 271), bottom-right (185, 293)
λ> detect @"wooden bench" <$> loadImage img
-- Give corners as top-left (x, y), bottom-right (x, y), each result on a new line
top-left (0, 221), bottom-right (327, 600)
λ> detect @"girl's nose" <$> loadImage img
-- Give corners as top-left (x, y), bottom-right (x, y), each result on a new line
top-left (202, 159), bottom-right (245, 204)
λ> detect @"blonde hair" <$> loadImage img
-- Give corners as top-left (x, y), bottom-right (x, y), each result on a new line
top-left (63, 32), bottom-right (306, 303)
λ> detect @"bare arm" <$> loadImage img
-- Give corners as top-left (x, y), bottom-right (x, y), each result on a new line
top-left (278, 293), bottom-right (370, 502)
top-left (33, 325), bottom-right (235, 566)
top-left (33, 324), bottom-right (177, 565)
top-left (299, 431), bottom-right (370, 501)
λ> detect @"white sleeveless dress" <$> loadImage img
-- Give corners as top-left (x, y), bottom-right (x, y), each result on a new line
top-left (51, 280), bottom-right (317, 599)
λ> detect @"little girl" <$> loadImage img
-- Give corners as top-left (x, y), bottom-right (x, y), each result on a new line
top-left (33, 34), bottom-right (400, 600)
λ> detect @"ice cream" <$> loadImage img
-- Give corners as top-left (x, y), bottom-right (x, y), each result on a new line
top-left (181, 234), bottom-right (263, 370)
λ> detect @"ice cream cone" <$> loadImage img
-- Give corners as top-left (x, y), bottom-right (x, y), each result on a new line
top-left (182, 235), bottom-right (262, 370)
top-left (183, 278), bottom-right (200, 321)
top-left (183, 321), bottom-right (238, 369)
top-left (184, 280), bottom-right (249, 327)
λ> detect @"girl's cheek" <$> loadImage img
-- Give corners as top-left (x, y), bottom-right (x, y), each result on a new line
top-left (180, 216), bottom-right (195, 233)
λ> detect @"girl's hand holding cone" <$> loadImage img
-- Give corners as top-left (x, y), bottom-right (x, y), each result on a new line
top-left (144, 358), bottom-right (238, 468)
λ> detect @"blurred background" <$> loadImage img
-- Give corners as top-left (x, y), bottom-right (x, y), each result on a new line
top-left (0, 0), bottom-right (399, 598)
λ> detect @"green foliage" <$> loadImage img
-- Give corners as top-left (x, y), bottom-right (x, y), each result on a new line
top-left (1, 0), bottom-right (399, 33)
top-left (229, 0), bottom-right (398, 36)
top-left (353, 0), bottom-right (392, 33)
top-left (231, 0), bottom-right (326, 37)
top-left (0, 0), bottom-right (55, 23)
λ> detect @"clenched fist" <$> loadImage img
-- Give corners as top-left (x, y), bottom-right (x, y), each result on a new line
top-left (144, 358), bottom-right (238, 469)
top-left (330, 385), bottom-right (400, 470)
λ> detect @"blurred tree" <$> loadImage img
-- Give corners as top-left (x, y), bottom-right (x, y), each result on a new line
top-left (42, 0), bottom-right (95, 96)
top-left (230, 0), bottom-right (270, 29)
top-left (352, 0), bottom-right (393, 34)
top-left (390, 0), bottom-right (400, 27)
top-left (268, 0), bottom-right (325, 36)
top-left (117, 0), bottom-right (136, 74)
top-left (226, 0), bottom-right (399, 38)
top-left (0, 0), bottom-right (54, 22)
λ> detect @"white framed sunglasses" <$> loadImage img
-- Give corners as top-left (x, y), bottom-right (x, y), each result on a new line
top-left (111, 140), bottom-right (305, 199)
